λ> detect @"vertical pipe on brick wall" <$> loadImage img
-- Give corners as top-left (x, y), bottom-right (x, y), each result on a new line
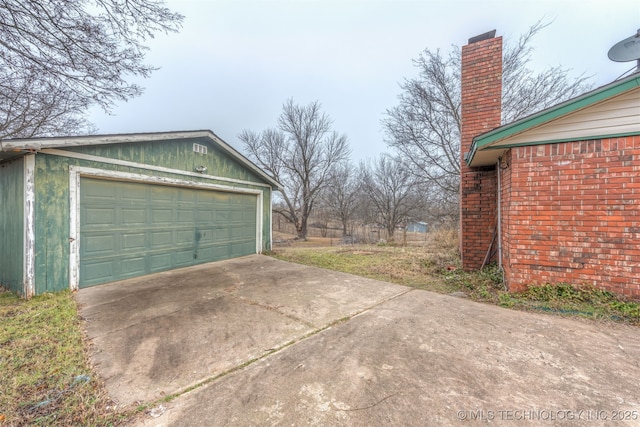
top-left (497, 157), bottom-right (506, 288)
top-left (497, 159), bottom-right (502, 269)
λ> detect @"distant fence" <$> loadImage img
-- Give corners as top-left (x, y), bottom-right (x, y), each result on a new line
top-left (273, 220), bottom-right (431, 245)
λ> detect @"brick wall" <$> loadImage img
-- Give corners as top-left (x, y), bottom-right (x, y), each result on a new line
top-left (502, 136), bottom-right (640, 298)
top-left (460, 33), bottom-right (502, 270)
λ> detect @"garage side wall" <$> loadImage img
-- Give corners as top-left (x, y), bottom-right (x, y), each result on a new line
top-left (0, 158), bottom-right (25, 294)
top-left (32, 142), bottom-right (273, 294)
top-left (503, 136), bottom-right (640, 298)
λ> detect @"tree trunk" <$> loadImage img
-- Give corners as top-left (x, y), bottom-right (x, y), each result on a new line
top-left (297, 216), bottom-right (308, 240)
top-left (386, 225), bottom-right (395, 242)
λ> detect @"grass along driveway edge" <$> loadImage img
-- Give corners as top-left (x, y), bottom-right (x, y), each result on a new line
top-left (271, 244), bottom-right (640, 326)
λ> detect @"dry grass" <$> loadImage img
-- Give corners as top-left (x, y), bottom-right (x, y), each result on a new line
top-left (272, 228), bottom-right (462, 293)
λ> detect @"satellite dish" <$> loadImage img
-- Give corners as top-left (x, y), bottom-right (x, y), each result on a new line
top-left (608, 29), bottom-right (640, 62)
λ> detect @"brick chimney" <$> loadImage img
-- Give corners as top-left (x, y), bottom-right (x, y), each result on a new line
top-left (460, 31), bottom-right (502, 270)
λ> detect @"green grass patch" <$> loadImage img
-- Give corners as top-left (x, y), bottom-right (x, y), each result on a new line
top-left (0, 289), bottom-right (131, 425)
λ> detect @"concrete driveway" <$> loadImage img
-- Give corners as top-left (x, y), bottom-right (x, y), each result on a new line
top-left (76, 255), bottom-right (640, 426)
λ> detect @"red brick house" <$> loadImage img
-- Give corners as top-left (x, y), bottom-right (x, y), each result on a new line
top-left (460, 31), bottom-right (640, 298)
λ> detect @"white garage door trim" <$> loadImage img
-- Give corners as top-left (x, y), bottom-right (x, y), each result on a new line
top-left (68, 166), bottom-right (263, 291)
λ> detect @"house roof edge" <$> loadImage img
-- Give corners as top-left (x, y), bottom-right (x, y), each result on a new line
top-left (466, 73), bottom-right (640, 166)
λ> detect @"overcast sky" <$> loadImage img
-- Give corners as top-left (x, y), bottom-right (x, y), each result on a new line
top-left (87, 0), bottom-right (640, 162)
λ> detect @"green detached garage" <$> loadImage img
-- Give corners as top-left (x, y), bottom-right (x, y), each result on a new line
top-left (0, 130), bottom-right (281, 297)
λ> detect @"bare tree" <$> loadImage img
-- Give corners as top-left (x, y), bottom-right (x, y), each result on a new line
top-left (0, 0), bottom-right (183, 139)
top-left (359, 155), bottom-right (423, 241)
top-left (421, 182), bottom-right (459, 224)
top-left (382, 20), bottom-right (591, 203)
top-left (313, 207), bottom-right (331, 238)
top-left (319, 162), bottom-right (359, 237)
top-left (240, 99), bottom-right (350, 239)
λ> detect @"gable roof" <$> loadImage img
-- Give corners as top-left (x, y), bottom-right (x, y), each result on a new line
top-left (0, 130), bottom-right (282, 190)
top-left (466, 73), bottom-right (640, 166)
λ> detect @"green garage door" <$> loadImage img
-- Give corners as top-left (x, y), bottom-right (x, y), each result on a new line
top-left (79, 178), bottom-right (257, 287)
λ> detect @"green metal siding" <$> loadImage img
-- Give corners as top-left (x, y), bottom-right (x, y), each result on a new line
top-left (79, 178), bottom-right (257, 287)
top-left (0, 158), bottom-right (25, 294)
top-left (66, 138), bottom-right (265, 185)
top-left (33, 154), bottom-right (70, 294)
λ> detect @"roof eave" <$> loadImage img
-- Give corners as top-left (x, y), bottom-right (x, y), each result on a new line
top-left (466, 73), bottom-right (640, 166)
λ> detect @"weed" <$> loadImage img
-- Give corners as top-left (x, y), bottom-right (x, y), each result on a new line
top-left (608, 300), bottom-right (640, 318)
top-left (511, 283), bottom-right (640, 324)
top-left (477, 286), bottom-right (491, 300)
top-left (498, 293), bottom-right (515, 308)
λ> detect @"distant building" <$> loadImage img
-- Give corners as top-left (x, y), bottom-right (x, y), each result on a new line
top-left (406, 222), bottom-right (429, 233)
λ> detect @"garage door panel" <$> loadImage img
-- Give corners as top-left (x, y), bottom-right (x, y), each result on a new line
top-left (214, 228), bottom-right (230, 239)
top-left (230, 242), bottom-right (251, 258)
top-left (152, 209), bottom-right (173, 223)
top-left (150, 230), bottom-right (173, 246)
top-left (197, 227), bottom-right (214, 243)
top-left (122, 232), bottom-right (146, 250)
top-left (196, 209), bottom-right (215, 222)
top-left (177, 209), bottom-right (195, 223)
top-left (82, 259), bottom-right (116, 283)
top-left (122, 186), bottom-right (147, 202)
top-left (122, 208), bottom-right (146, 225)
top-left (150, 253), bottom-right (172, 271)
top-left (232, 227), bottom-right (254, 239)
top-left (80, 178), bottom-right (258, 287)
top-left (120, 256), bottom-right (146, 275)
top-left (194, 246), bottom-right (215, 260)
top-left (193, 228), bottom-right (213, 245)
top-left (209, 245), bottom-right (230, 259)
top-left (84, 207), bottom-right (116, 226)
top-left (82, 234), bottom-right (117, 254)
top-left (150, 186), bottom-right (175, 201)
top-left (216, 210), bottom-right (230, 222)
top-left (175, 228), bottom-right (196, 243)
top-left (83, 179), bottom-right (116, 199)
top-left (174, 249), bottom-right (197, 266)
top-left (177, 189), bottom-right (197, 202)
